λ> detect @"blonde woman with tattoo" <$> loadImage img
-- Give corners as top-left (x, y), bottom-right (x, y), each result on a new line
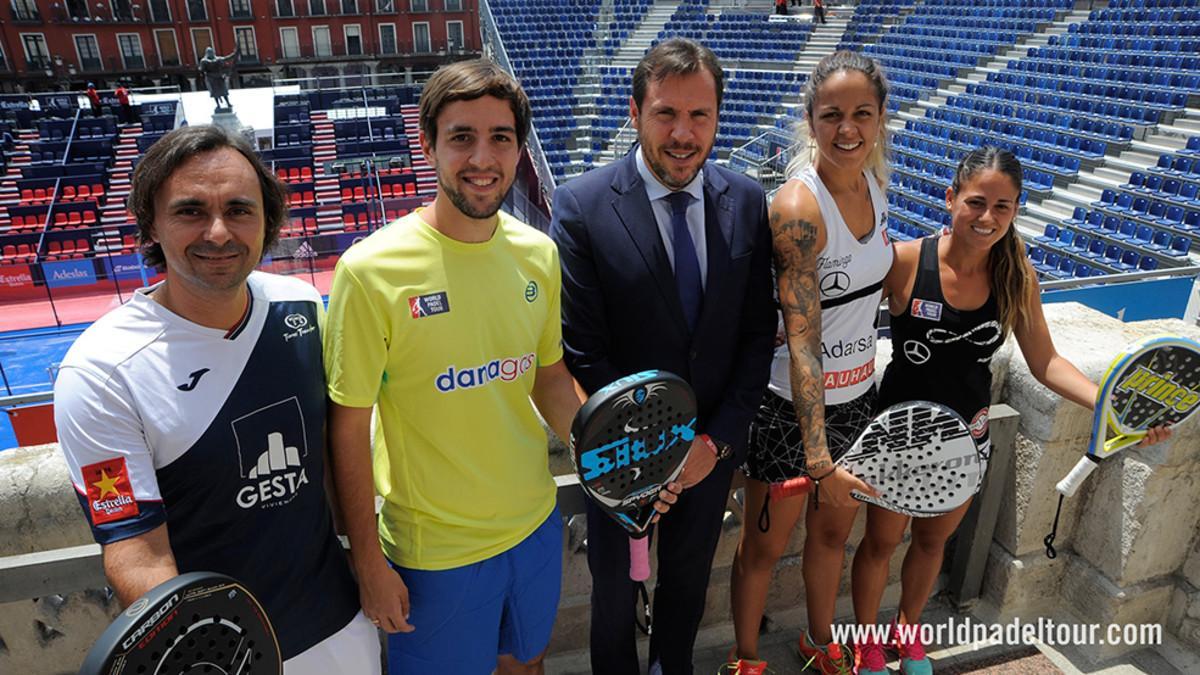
top-left (726, 51), bottom-right (893, 675)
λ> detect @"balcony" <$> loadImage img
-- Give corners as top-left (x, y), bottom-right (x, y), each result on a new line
top-left (79, 57), bottom-right (103, 72)
top-left (10, 3), bottom-right (41, 21)
top-left (272, 39), bottom-right (473, 64)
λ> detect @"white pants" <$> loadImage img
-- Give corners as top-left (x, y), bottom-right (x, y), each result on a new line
top-left (284, 611), bottom-right (382, 675)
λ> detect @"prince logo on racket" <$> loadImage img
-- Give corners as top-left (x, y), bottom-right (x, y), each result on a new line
top-left (1117, 366), bottom-right (1199, 413)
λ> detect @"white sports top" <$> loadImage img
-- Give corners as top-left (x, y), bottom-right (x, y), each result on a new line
top-left (768, 166), bottom-right (894, 406)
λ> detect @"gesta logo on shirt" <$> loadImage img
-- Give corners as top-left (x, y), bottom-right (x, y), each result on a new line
top-left (436, 353), bottom-right (536, 392)
top-left (82, 457), bottom-right (139, 524)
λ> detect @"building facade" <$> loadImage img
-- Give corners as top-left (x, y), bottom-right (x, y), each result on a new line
top-left (0, 0), bottom-right (480, 92)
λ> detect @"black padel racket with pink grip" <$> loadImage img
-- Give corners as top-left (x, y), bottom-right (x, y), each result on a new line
top-left (569, 370), bottom-right (696, 634)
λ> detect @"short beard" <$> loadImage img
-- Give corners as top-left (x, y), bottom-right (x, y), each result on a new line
top-left (647, 154), bottom-right (699, 190)
top-left (440, 174), bottom-right (508, 220)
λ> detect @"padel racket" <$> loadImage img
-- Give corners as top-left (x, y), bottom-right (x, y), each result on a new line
top-left (1045, 335), bottom-right (1200, 557)
top-left (569, 370), bottom-right (696, 634)
top-left (767, 401), bottom-right (985, 518)
top-left (80, 572), bottom-right (280, 675)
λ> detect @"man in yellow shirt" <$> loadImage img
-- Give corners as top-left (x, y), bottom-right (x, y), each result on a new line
top-left (324, 60), bottom-right (678, 674)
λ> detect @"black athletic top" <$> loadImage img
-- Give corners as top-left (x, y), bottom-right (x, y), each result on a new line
top-left (878, 236), bottom-right (1003, 449)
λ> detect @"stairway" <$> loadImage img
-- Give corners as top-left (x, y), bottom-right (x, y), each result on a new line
top-left (397, 105), bottom-right (438, 197)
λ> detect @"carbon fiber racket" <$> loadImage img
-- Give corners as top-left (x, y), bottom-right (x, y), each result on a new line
top-left (80, 572), bottom-right (280, 675)
top-left (570, 370), bottom-right (696, 634)
top-left (768, 400), bottom-right (985, 517)
top-left (1045, 335), bottom-right (1200, 557)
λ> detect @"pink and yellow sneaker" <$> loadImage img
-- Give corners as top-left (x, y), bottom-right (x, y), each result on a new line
top-left (718, 657), bottom-right (772, 675)
top-left (797, 631), bottom-right (854, 675)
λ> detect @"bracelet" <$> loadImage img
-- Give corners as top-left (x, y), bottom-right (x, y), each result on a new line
top-left (699, 434), bottom-right (730, 460)
top-left (808, 466), bottom-right (837, 482)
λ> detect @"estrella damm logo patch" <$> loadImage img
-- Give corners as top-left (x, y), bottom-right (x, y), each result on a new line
top-left (409, 291), bottom-right (450, 318)
top-left (525, 281), bottom-right (539, 303)
top-left (1117, 365), bottom-right (1200, 414)
top-left (82, 457), bottom-right (139, 525)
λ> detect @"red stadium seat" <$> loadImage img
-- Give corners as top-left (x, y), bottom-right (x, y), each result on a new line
top-left (2, 244), bottom-right (16, 259)
top-left (34, 188), bottom-right (47, 203)
top-left (76, 238), bottom-right (90, 253)
top-left (20, 189), bottom-right (33, 203)
top-left (276, 168), bottom-right (288, 180)
top-left (54, 212), bottom-right (67, 227)
top-left (353, 186), bottom-right (365, 200)
top-left (68, 212), bottom-right (82, 227)
top-left (61, 240), bottom-right (75, 255)
top-left (92, 184), bottom-right (104, 199)
top-left (289, 167), bottom-right (301, 181)
top-left (82, 211), bottom-right (96, 225)
top-left (300, 167), bottom-right (312, 181)
top-left (62, 185), bottom-right (76, 200)
top-left (341, 188), bottom-right (352, 202)
top-left (77, 185), bottom-right (91, 200)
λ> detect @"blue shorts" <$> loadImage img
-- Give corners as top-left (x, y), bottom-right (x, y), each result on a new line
top-left (386, 507), bottom-right (562, 674)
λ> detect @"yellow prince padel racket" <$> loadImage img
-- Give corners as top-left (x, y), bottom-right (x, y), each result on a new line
top-left (1045, 335), bottom-right (1200, 557)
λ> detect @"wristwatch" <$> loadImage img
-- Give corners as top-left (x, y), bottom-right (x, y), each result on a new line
top-left (700, 434), bottom-right (733, 461)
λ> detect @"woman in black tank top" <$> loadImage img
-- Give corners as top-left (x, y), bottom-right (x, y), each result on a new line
top-left (848, 148), bottom-right (1170, 674)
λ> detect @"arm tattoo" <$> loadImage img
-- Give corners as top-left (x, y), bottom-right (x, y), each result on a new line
top-left (770, 211), bottom-right (831, 473)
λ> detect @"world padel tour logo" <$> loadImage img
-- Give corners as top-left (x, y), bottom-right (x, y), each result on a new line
top-left (435, 353), bottom-right (536, 392)
top-left (410, 291), bottom-right (450, 318)
top-left (82, 457), bottom-right (139, 524)
top-left (911, 299), bottom-right (943, 321)
top-left (1118, 366), bottom-right (1200, 413)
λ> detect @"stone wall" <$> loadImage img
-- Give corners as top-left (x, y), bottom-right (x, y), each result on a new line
top-left (1, 302), bottom-right (1197, 671)
top-left (980, 305), bottom-right (1200, 663)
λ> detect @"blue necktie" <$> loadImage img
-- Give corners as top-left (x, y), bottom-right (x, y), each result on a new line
top-left (666, 191), bottom-right (703, 332)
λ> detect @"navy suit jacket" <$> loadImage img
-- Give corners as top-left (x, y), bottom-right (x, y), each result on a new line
top-left (550, 152), bottom-right (776, 461)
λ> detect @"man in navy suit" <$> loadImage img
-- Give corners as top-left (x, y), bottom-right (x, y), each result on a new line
top-left (549, 38), bottom-right (775, 674)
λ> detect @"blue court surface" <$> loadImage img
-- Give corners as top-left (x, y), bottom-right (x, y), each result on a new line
top-left (0, 324), bottom-right (88, 451)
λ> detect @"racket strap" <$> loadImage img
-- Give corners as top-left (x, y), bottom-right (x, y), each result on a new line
top-left (1043, 494), bottom-right (1065, 559)
top-left (757, 491), bottom-right (772, 533)
top-left (808, 466), bottom-right (836, 513)
top-left (634, 581), bottom-right (652, 635)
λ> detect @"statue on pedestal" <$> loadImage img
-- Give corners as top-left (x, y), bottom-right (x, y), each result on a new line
top-left (200, 47), bottom-right (239, 110)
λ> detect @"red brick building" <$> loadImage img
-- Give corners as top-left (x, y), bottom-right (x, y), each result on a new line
top-left (0, 0), bottom-right (480, 92)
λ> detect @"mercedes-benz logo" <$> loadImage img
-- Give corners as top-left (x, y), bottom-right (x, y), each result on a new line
top-left (903, 339), bottom-right (931, 365)
top-left (820, 271), bottom-right (851, 297)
